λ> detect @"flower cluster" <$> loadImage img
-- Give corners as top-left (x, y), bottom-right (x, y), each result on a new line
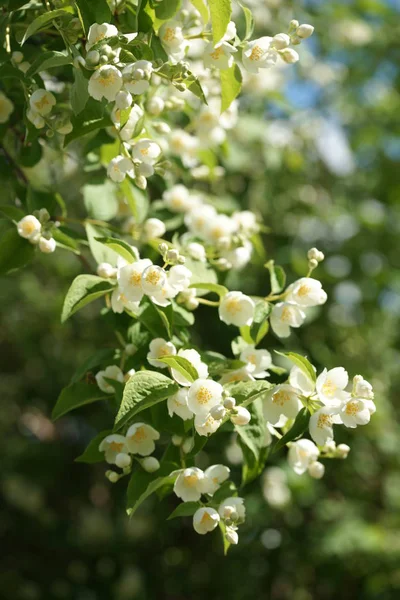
top-left (17, 211), bottom-right (57, 254)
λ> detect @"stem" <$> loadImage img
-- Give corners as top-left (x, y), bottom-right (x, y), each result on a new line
top-left (197, 298), bottom-right (220, 307)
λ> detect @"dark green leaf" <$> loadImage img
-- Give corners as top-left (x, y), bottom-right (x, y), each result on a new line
top-left (220, 63), bottom-right (242, 113)
top-left (0, 227), bottom-right (35, 275)
top-left (224, 379), bottom-right (272, 408)
top-left (20, 9), bottom-right (69, 45)
top-left (273, 408), bottom-right (311, 453)
top-left (274, 351), bottom-right (316, 384)
top-left (236, 398), bottom-right (267, 485)
top-left (167, 501), bottom-right (201, 520)
top-left (249, 299), bottom-right (271, 345)
top-left (52, 382), bottom-right (108, 420)
top-left (126, 460), bottom-right (178, 514)
top-left (75, 429), bottom-right (112, 463)
top-left (157, 355), bottom-right (199, 384)
top-left (75, 0), bottom-right (111, 34)
top-left (61, 274), bottom-right (115, 322)
top-left (25, 51), bottom-right (72, 78)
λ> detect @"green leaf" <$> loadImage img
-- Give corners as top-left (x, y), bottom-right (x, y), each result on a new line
top-left (224, 379), bottom-right (272, 408)
top-left (249, 299), bottom-right (271, 345)
top-left (167, 501), bottom-right (201, 520)
top-left (20, 9), bottom-right (69, 45)
top-left (154, 0), bottom-right (181, 20)
top-left (85, 223), bottom-right (118, 266)
top-left (75, 0), bottom-right (111, 34)
top-left (236, 398), bottom-right (267, 486)
top-left (71, 348), bottom-right (117, 383)
top-left (273, 408), bottom-right (311, 453)
top-left (172, 302), bottom-right (195, 327)
top-left (52, 382), bottom-right (108, 420)
top-left (265, 259), bottom-right (286, 294)
top-left (120, 179), bottom-right (149, 223)
top-left (0, 227), bottom-right (35, 275)
top-left (211, 480), bottom-right (237, 505)
top-left (95, 237), bottom-right (138, 264)
top-left (239, 325), bottom-right (253, 345)
top-left (83, 181), bottom-right (119, 222)
top-left (25, 50), bottom-right (72, 78)
top-left (184, 257), bottom-right (218, 293)
top-left (65, 100), bottom-right (111, 145)
top-left (0, 205), bottom-right (24, 221)
top-left (115, 370), bottom-right (179, 430)
top-left (220, 63), bottom-right (242, 113)
top-left (70, 67), bottom-right (89, 115)
top-left (157, 355), bottom-right (199, 384)
top-left (274, 351), bottom-right (316, 384)
top-left (136, 299), bottom-right (171, 339)
top-left (219, 520), bottom-right (231, 555)
top-left (52, 228), bottom-right (80, 254)
top-left (0, 64), bottom-right (27, 83)
top-left (190, 0), bottom-right (209, 23)
top-left (75, 429), bottom-right (112, 463)
top-left (201, 351), bottom-right (246, 377)
top-left (238, 1), bottom-right (254, 40)
top-left (61, 274), bottom-right (115, 322)
top-left (208, 0), bottom-right (232, 45)
top-left (126, 461), bottom-right (178, 515)
top-left (188, 281), bottom-right (228, 298)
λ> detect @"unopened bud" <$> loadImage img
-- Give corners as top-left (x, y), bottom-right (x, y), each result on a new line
top-left (308, 258), bottom-right (318, 270)
top-left (308, 461), bottom-right (325, 479)
top-left (296, 24), bottom-right (314, 39)
top-left (217, 236), bottom-right (231, 250)
top-left (99, 54), bottom-right (109, 65)
top-left (272, 33), bottom-right (290, 49)
top-left (142, 456), bottom-right (160, 473)
top-left (115, 90), bottom-right (132, 110)
top-left (182, 437), bottom-right (194, 454)
top-left (115, 452), bottom-right (131, 469)
top-left (125, 343), bottom-right (137, 356)
top-left (106, 470), bottom-right (119, 483)
top-left (307, 247), bottom-right (324, 262)
top-left (280, 48), bottom-right (300, 64)
top-left (158, 242), bottom-right (168, 254)
top-left (337, 444), bottom-right (350, 459)
top-left (135, 175), bottom-right (147, 190)
top-left (97, 262), bottom-right (117, 278)
top-left (73, 56), bottom-right (86, 69)
top-left (166, 248), bottom-right (180, 262)
top-left (230, 406), bottom-right (251, 426)
top-left (133, 68), bottom-right (144, 80)
top-left (225, 527), bottom-right (239, 545)
top-left (214, 257), bottom-right (231, 272)
top-left (86, 50), bottom-right (100, 66)
top-left (172, 435), bottom-right (183, 446)
top-left (39, 236), bottom-right (56, 254)
top-left (210, 404), bottom-right (226, 420)
top-left (147, 96), bottom-right (165, 116)
top-left (289, 19), bottom-right (300, 31)
top-left (178, 256), bottom-right (186, 264)
top-left (223, 396), bottom-right (236, 410)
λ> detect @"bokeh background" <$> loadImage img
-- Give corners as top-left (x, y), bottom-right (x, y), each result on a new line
top-left (1, 0), bottom-right (400, 598)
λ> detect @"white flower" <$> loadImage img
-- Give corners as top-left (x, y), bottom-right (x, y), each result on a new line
top-left (95, 365), bottom-right (124, 393)
top-left (219, 291), bottom-right (255, 327)
top-left (231, 406), bottom-right (251, 426)
top-left (340, 398), bottom-right (371, 428)
top-left (143, 218), bottom-right (166, 239)
top-left (167, 265), bottom-right (192, 293)
top-left (99, 434), bottom-right (129, 464)
top-left (97, 262), bottom-right (117, 279)
top-left (289, 365), bottom-right (316, 397)
top-left (187, 242), bottom-right (206, 262)
top-left (88, 65), bottom-right (123, 102)
top-left (117, 258), bottom-right (152, 302)
top-left (147, 96), bottom-right (164, 116)
top-left (188, 379), bottom-right (223, 416)
top-left (17, 215), bottom-right (41, 240)
top-left (242, 37), bottom-right (278, 73)
top-left (39, 236), bottom-right (56, 254)
top-left (115, 452), bottom-right (131, 469)
top-left (263, 384), bottom-right (302, 425)
top-left (195, 412), bottom-right (222, 436)
top-left (171, 348), bottom-right (208, 386)
top-left (204, 464), bottom-right (230, 495)
top-left (159, 21), bottom-right (188, 61)
top-left (240, 345), bottom-right (272, 378)
top-left (125, 422), bottom-right (160, 456)
top-left (29, 89), bottom-right (56, 116)
top-left (131, 138), bottom-right (161, 164)
top-left (203, 24), bottom-right (237, 71)
top-left (272, 33), bottom-right (291, 50)
top-left (185, 204), bottom-right (217, 237)
top-left (205, 214), bottom-right (237, 244)
top-left (193, 507), bottom-right (220, 535)
top-left (352, 375), bottom-right (374, 400)
top-left (111, 288), bottom-right (140, 314)
top-left (280, 48), bottom-right (299, 64)
top-left (296, 24), bottom-right (315, 39)
top-left (168, 129), bottom-right (199, 167)
top-left (167, 388), bottom-right (193, 421)
top-left (147, 338), bottom-right (176, 369)
top-left (288, 439), bottom-right (319, 475)
top-left (285, 277), bottom-right (327, 307)
top-left (107, 155), bottom-right (133, 182)
top-left (232, 210), bottom-right (259, 234)
top-left (225, 526), bottom-right (239, 544)
top-left (118, 104), bottom-right (144, 141)
top-left (173, 467), bottom-right (209, 501)
top-left (270, 302), bottom-right (306, 338)
top-left (316, 367), bottom-right (350, 406)
top-left (26, 109), bottom-right (45, 129)
top-left (221, 243), bottom-right (252, 270)
top-left (218, 496), bottom-right (246, 520)
top-left (141, 265), bottom-right (167, 295)
top-left (309, 406), bottom-right (341, 446)
top-left (219, 367), bottom-right (254, 385)
top-left (308, 461), bottom-right (325, 479)
top-left (163, 185), bottom-right (197, 213)
top-left (115, 90), bottom-right (132, 110)
top-left (0, 92), bottom-right (14, 123)
top-left (86, 22), bottom-right (118, 51)
top-left (122, 60), bottom-right (153, 95)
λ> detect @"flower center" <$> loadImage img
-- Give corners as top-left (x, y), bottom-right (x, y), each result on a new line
top-left (281, 306), bottom-right (293, 322)
top-left (200, 511), bottom-right (213, 525)
top-left (163, 27), bottom-right (176, 43)
top-left (272, 390), bottom-right (291, 406)
top-left (210, 47), bottom-right (224, 60)
top-left (322, 380), bottom-right (337, 397)
top-left (297, 284), bottom-right (311, 297)
top-left (317, 413), bottom-right (332, 429)
top-left (109, 441), bottom-right (123, 452)
top-left (145, 270), bottom-right (162, 285)
top-left (184, 474), bottom-right (199, 487)
top-left (99, 71), bottom-right (117, 87)
top-left (129, 271), bottom-right (142, 285)
top-left (345, 401), bottom-right (359, 416)
top-left (249, 45), bottom-right (264, 61)
top-left (130, 426), bottom-right (146, 442)
top-left (225, 298), bottom-right (241, 315)
top-left (196, 386), bottom-right (213, 405)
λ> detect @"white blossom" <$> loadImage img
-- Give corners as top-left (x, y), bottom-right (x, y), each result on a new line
top-left (17, 215), bottom-right (41, 241)
top-left (29, 89), bottom-right (56, 116)
top-left (316, 367), bottom-right (350, 406)
top-left (270, 302), bottom-right (306, 338)
top-left (88, 65), bottom-right (123, 102)
top-left (185, 204), bottom-right (217, 237)
top-left (219, 291), bottom-right (255, 327)
top-left (193, 507), bottom-right (220, 535)
top-left (173, 467), bottom-right (210, 502)
top-left (142, 456), bottom-right (160, 473)
top-left (204, 464), bottom-right (230, 495)
top-left (107, 155), bottom-right (133, 182)
top-left (340, 398), bottom-right (371, 428)
top-left (240, 345), bottom-right (272, 378)
top-left (111, 288), bottom-right (140, 314)
top-left (218, 496), bottom-right (246, 520)
top-left (117, 258), bottom-right (152, 302)
top-left (195, 413), bottom-right (222, 436)
top-left (147, 338), bottom-right (176, 369)
top-left (231, 406), bottom-right (251, 426)
top-left (38, 236), bottom-right (56, 254)
top-left (242, 37), bottom-right (278, 73)
top-left (263, 384), bottom-right (302, 425)
top-left (122, 60), bottom-right (153, 95)
top-left (143, 218), bottom-right (166, 239)
top-left (308, 461), bottom-right (325, 479)
top-left (97, 262), bottom-right (117, 279)
top-left (167, 388), bottom-right (193, 420)
top-left (163, 185), bottom-right (200, 213)
top-left (309, 406), bottom-right (341, 446)
top-left (131, 138), bottom-right (161, 164)
top-left (289, 365), bottom-right (316, 397)
top-left (187, 378), bottom-right (223, 416)
top-left (86, 22), bottom-right (118, 51)
top-left (95, 365), bottom-right (124, 393)
top-left (285, 277), bottom-right (327, 307)
top-left (159, 21), bottom-right (188, 61)
top-left (115, 90), bottom-right (132, 110)
top-left (141, 264), bottom-right (167, 295)
top-left (99, 434), bottom-right (129, 464)
top-left (352, 375), bottom-right (374, 400)
top-left (117, 104), bottom-right (144, 141)
top-left (288, 439), bottom-right (319, 474)
top-left (187, 242), bottom-right (206, 262)
top-left (125, 422), bottom-right (160, 456)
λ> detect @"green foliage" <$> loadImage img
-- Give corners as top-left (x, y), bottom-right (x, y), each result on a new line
top-left (95, 237), bottom-right (138, 263)
top-left (157, 355), bottom-right (199, 383)
top-left (220, 63), bottom-right (242, 113)
top-left (126, 462), bottom-right (178, 515)
top-left (75, 0), bottom-right (111, 33)
top-left (275, 351), bottom-right (316, 384)
top-left (265, 259), bottom-right (286, 294)
top-left (167, 501), bottom-right (201, 519)
top-left (273, 408), bottom-right (311, 453)
top-left (235, 398), bottom-right (268, 485)
top-left (61, 274), bottom-right (114, 322)
top-left (52, 382), bottom-right (109, 420)
top-left (208, 0), bottom-right (232, 45)
top-left (0, 228), bottom-right (35, 275)
top-left (224, 379), bottom-right (272, 407)
top-left (75, 430), bottom-right (112, 463)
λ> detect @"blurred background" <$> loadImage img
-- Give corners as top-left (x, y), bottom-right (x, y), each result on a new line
top-left (1, 0), bottom-right (400, 598)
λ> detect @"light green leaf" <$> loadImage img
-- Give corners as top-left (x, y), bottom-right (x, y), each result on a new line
top-left (115, 370), bottom-right (179, 430)
top-left (224, 379), bottom-right (272, 408)
top-left (238, 1), bottom-right (254, 40)
top-left (154, 0), bottom-right (181, 20)
top-left (120, 179), bottom-right (149, 223)
top-left (190, 0), bottom-right (209, 23)
top-left (273, 408), bottom-right (311, 453)
top-left (249, 299), bottom-right (271, 345)
top-left (25, 50), bottom-right (72, 77)
top-left (265, 259), bottom-right (286, 294)
top-left (167, 501), bottom-right (201, 520)
top-left (75, 0), bottom-right (111, 34)
top-left (0, 205), bottom-right (25, 221)
top-left (220, 63), bottom-right (242, 113)
top-left (235, 398), bottom-right (267, 485)
top-left (0, 227), bottom-right (35, 275)
top-left (61, 274), bottom-right (114, 322)
top-left (85, 223), bottom-right (118, 266)
top-left (75, 429), bottom-right (112, 463)
top-left (95, 237), bottom-right (138, 264)
top-left (274, 351), bottom-right (316, 384)
top-left (20, 9), bottom-right (69, 45)
top-left (189, 281), bottom-right (228, 298)
top-left (83, 181), bottom-right (119, 222)
top-left (70, 67), bottom-right (89, 115)
top-left (208, 0), bottom-right (232, 45)
top-left (157, 355), bottom-right (199, 383)
top-left (52, 228), bottom-right (80, 254)
top-left (52, 382), bottom-right (108, 420)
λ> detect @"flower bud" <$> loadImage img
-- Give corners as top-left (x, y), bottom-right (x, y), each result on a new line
top-left (308, 461), bottom-right (325, 479)
top-left (106, 470), bottom-right (119, 483)
top-left (289, 19), bottom-right (300, 31)
top-left (272, 33), bottom-right (290, 49)
top-left (307, 247), bottom-right (324, 262)
top-left (115, 90), bottom-right (133, 110)
top-left (142, 456), bottom-right (160, 473)
top-left (186, 297), bottom-right (199, 310)
top-left (214, 257), bottom-right (231, 271)
top-left (86, 50), bottom-right (100, 66)
top-left (280, 48), bottom-right (300, 64)
top-left (210, 404), bottom-right (226, 420)
top-left (56, 121), bottom-right (73, 135)
top-left (178, 256), bottom-right (186, 264)
top-left (144, 217), bottom-right (166, 240)
top-left (166, 248), bottom-right (180, 262)
top-left (125, 343), bottom-right (137, 356)
top-left (308, 258), bottom-right (319, 269)
top-left (135, 175), bottom-right (147, 190)
top-left (12, 51), bottom-right (23, 64)
top-left (152, 121), bottom-right (171, 134)
top-left (147, 96), bottom-right (165, 116)
top-left (217, 236), bottom-right (231, 250)
top-left (115, 452), bottom-right (131, 469)
top-left (99, 55), bottom-right (109, 65)
top-left (225, 527), bottom-right (239, 545)
top-left (337, 444), bottom-right (350, 459)
top-left (182, 437), bottom-right (194, 454)
top-left (73, 56), bottom-right (86, 69)
top-left (133, 68), bottom-right (144, 80)
top-left (39, 236), bottom-right (56, 254)
top-left (296, 24), bottom-right (314, 39)
top-left (223, 396), bottom-right (236, 410)
top-left (172, 435), bottom-right (183, 446)
top-left (158, 242), bottom-right (169, 254)
top-left (230, 406), bottom-right (251, 426)
top-left (97, 262), bottom-right (117, 278)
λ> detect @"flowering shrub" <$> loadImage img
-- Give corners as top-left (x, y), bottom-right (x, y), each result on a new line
top-left (0, 0), bottom-right (376, 553)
